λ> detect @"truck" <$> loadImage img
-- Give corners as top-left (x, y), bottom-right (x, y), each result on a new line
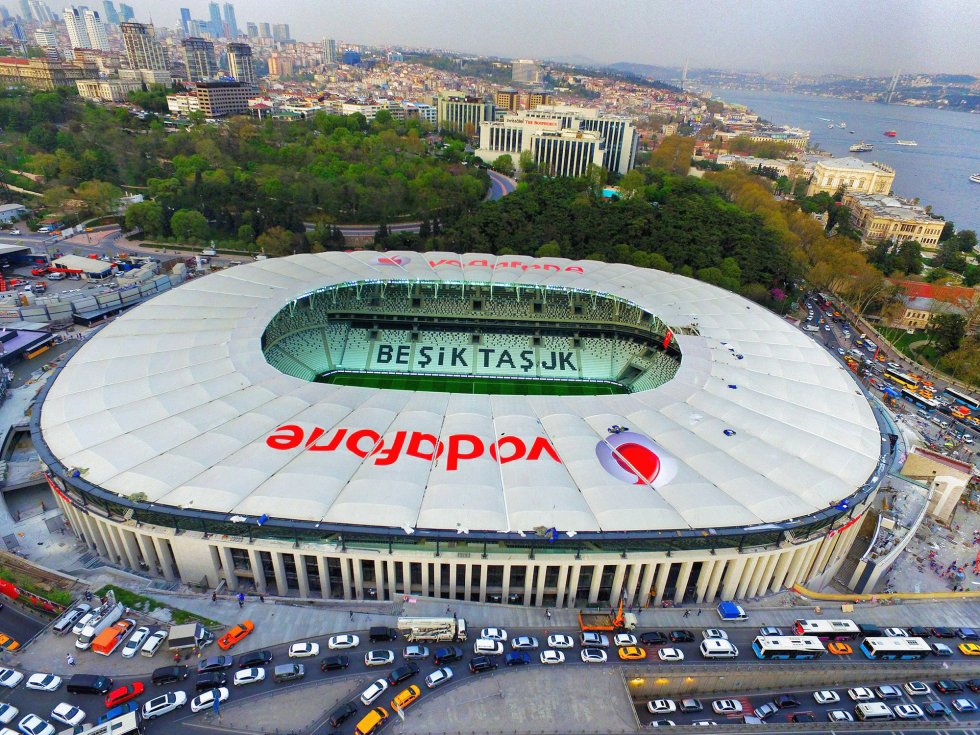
top-left (91, 618), bottom-right (134, 656)
top-left (75, 603), bottom-right (125, 650)
top-left (168, 622), bottom-right (215, 652)
top-left (578, 609), bottom-right (638, 632)
top-left (396, 617), bottom-right (467, 643)
top-left (717, 601), bottom-right (747, 621)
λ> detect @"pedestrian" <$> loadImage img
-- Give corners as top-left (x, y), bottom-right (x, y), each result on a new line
top-left (65, 653), bottom-right (75, 666)
top-left (211, 591), bottom-right (217, 603)
top-left (349, 610), bottom-right (354, 621)
top-left (446, 605), bottom-right (451, 614)
top-left (545, 608), bottom-right (551, 620)
top-left (259, 595), bottom-right (265, 603)
top-left (697, 608), bottom-right (702, 616)
top-left (683, 610), bottom-right (690, 618)
top-left (237, 592), bottom-right (245, 608)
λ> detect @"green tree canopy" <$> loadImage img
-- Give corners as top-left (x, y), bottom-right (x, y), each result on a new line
top-left (169, 208), bottom-right (209, 242)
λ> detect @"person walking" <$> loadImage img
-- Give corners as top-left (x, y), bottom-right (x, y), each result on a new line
top-left (697, 608), bottom-right (702, 617)
top-left (237, 592), bottom-right (245, 608)
top-left (683, 610), bottom-right (690, 618)
top-left (211, 591), bottom-right (217, 604)
top-left (65, 653), bottom-right (75, 666)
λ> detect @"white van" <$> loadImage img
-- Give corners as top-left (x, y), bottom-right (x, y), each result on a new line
top-left (699, 639), bottom-right (739, 658)
top-left (473, 638), bottom-right (504, 655)
top-left (855, 702), bottom-right (894, 721)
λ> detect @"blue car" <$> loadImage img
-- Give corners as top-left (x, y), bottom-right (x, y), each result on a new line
top-left (504, 651), bottom-right (530, 666)
top-left (97, 702), bottom-right (139, 724)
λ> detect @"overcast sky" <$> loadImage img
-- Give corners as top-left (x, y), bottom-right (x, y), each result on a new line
top-left (131, 0), bottom-right (980, 75)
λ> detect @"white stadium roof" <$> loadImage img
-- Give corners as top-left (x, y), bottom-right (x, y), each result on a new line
top-left (39, 251), bottom-right (882, 536)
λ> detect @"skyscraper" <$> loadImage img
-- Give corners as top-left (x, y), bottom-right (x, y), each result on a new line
top-left (18, 0), bottom-right (30, 21)
top-left (63, 7), bottom-right (91, 50)
top-left (257, 22), bottom-right (270, 39)
top-left (118, 2), bottom-right (133, 21)
top-left (207, 2), bottom-right (222, 37)
top-left (101, 0), bottom-right (119, 24)
top-left (271, 23), bottom-right (289, 42)
top-left (179, 7), bottom-right (191, 35)
top-left (222, 2), bottom-right (237, 38)
top-left (512, 59), bottom-right (543, 85)
top-left (27, 0), bottom-right (53, 21)
top-left (226, 42), bottom-right (254, 86)
top-left (322, 37), bottom-right (336, 64)
top-left (33, 27), bottom-right (57, 47)
top-left (122, 21), bottom-right (167, 71)
top-left (245, 22), bottom-right (257, 38)
top-left (181, 36), bottom-right (216, 81)
top-left (0, 7), bottom-right (10, 21)
top-left (83, 9), bottom-right (110, 52)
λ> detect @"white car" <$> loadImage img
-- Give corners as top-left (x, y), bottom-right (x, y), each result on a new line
top-left (883, 627), bottom-right (908, 637)
top-left (8, 230), bottom-right (20, 236)
top-left (288, 642), bottom-right (320, 658)
top-left (702, 629), bottom-right (727, 640)
top-left (580, 632), bottom-right (609, 647)
top-left (0, 668), bottom-right (23, 688)
top-left (121, 626), bottom-right (150, 658)
top-left (190, 687), bottom-right (229, 713)
top-left (50, 704), bottom-right (85, 727)
top-left (887, 362), bottom-right (900, 370)
top-left (15, 715), bottom-right (53, 735)
top-left (510, 636), bottom-right (538, 650)
top-left (847, 687), bottom-right (875, 701)
top-left (814, 690), bottom-right (839, 704)
top-left (327, 634), bottom-right (359, 650)
top-left (480, 627), bottom-right (507, 641)
top-left (658, 647), bottom-right (684, 662)
top-left (894, 704), bottom-right (924, 719)
top-left (424, 667), bottom-right (453, 689)
top-left (952, 699), bottom-right (978, 713)
top-left (904, 681), bottom-right (931, 696)
top-left (25, 674), bottom-right (62, 692)
top-left (233, 667), bottom-right (266, 686)
top-left (647, 700), bottom-right (676, 715)
top-left (547, 634), bottom-right (574, 649)
top-left (364, 650), bottom-right (395, 667)
top-left (360, 679), bottom-right (389, 705)
top-left (650, 721), bottom-right (676, 728)
top-left (71, 613), bottom-right (95, 636)
top-left (613, 633), bottom-right (637, 647)
top-left (711, 699), bottom-right (742, 715)
top-left (140, 630), bottom-right (167, 656)
top-left (827, 710), bottom-right (853, 722)
top-left (141, 692), bottom-right (187, 719)
top-left (580, 648), bottom-right (607, 663)
top-left (539, 650), bottom-right (564, 665)
top-left (0, 703), bottom-right (17, 724)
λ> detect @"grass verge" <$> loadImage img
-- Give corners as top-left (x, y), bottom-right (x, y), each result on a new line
top-left (94, 584), bottom-right (221, 627)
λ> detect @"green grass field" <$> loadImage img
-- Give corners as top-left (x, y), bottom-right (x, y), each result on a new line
top-left (318, 372), bottom-right (625, 396)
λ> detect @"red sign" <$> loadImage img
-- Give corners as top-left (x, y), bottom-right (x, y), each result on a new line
top-left (827, 513), bottom-right (862, 537)
top-left (428, 258), bottom-right (584, 273)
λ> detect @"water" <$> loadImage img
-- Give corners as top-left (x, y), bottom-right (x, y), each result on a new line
top-left (714, 90), bottom-right (980, 232)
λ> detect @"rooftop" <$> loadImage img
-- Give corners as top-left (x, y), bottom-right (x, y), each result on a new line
top-left (817, 156), bottom-right (894, 173)
top-left (845, 193), bottom-right (940, 224)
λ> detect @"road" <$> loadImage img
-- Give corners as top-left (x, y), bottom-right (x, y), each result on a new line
top-left (485, 169), bottom-right (517, 201)
top-left (0, 603), bottom-right (46, 651)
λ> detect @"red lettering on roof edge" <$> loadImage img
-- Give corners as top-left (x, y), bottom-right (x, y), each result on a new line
top-left (428, 259), bottom-right (583, 273)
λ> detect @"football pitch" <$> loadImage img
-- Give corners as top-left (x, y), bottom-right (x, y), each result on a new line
top-left (318, 372), bottom-right (626, 396)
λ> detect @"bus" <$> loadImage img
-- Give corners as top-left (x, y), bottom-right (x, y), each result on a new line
top-left (75, 711), bottom-right (144, 735)
top-left (792, 619), bottom-right (860, 641)
top-left (752, 636), bottom-right (826, 660)
top-left (943, 386), bottom-right (980, 412)
top-left (859, 637), bottom-right (931, 660)
top-left (901, 388), bottom-right (940, 411)
top-left (884, 368), bottom-right (919, 390)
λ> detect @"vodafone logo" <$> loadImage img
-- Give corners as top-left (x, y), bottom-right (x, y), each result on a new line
top-left (372, 254), bottom-right (411, 266)
top-left (595, 429), bottom-right (678, 488)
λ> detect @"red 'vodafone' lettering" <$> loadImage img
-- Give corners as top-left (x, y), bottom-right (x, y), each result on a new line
top-left (428, 258), bottom-right (584, 274)
top-left (265, 425), bottom-right (562, 470)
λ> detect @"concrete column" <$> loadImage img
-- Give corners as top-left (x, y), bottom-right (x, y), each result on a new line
top-left (810, 535), bottom-right (837, 579)
top-left (387, 560), bottom-right (398, 601)
top-left (84, 516), bottom-right (108, 556)
top-left (421, 561), bottom-right (430, 598)
top-left (720, 557), bottom-right (747, 601)
top-left (432, 562), bottom-right (442, 599)
top-left (478, 565), bottom-right (487, 603)
top-left (535, 565), bottom-right (547, 607)
top-left (294, 554), bottom-right (310, 598)
top-left (783, 547), bottom-right (810, 590)
top-left (757, 553), bottom-right (781, 596)
top-left (609, 563), bottom-right (627, 605)
top-left (136, 533), bottom-right (159, 575)
top-left (401, 561), bottom-right (411, 595)
top-left (119, 529), bottom-right (142, 571)
top-left (565, 564), bottom-right (581, 608)
top-left (371, 559), bottom-right (384, 601)
top-left (704, 558), bottom-right (727, 602)
top-left (340, 557), bottom-right (352, 600)
top-left (745, 554), bottom-right (771, 599)
top-left (449, 563), bottom-right (458, 600)
top-left (625, 564), bottom-right (642, 606)
top-left (798, 542), bottom-right (822, 586)
top-left (588, 564), bottom-right (603, 605)
top-left (219, 546), bottom-right (238, 592)
top-left (769, 547), bottom-right (796, 592)
top-left (352, 558), bottom-right (364, 600)
top-left (695, 560), bottom-right (716, 603)
top-left (272, 552), bottom-right (289, 596)
top-left (638, 563), bottom-right (657, 608)
top-left (98, 522), bottom-right (120, 562)
top-left (317, 556), bottom-right (330, 600)
top-left (523, 565), bottom-right (534, 606)
top-left (153, 537), bottom-right (176, 582)
top-left (735, 556), bottom-right (759, 600)
top-left (108, 525), bottom-right (129, 565)
top-left (248, 549), bottom-right (267, 594)
top-left (673, 561), bottom-right (693, 605)
top-left (555, 565), bottom-right (570, 608)
top-left (500, 563), bottom-right (511, 603)
top-left (463, 564), bottom-right (473, 602)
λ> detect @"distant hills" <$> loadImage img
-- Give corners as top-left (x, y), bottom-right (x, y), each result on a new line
top-left (608, 62), bottom-right (682, 82)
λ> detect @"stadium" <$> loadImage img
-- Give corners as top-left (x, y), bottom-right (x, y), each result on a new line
top-left (32, 251), bottom-right (889, 607)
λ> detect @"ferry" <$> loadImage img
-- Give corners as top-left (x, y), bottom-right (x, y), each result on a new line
top-left (849, 141), bottom-right (873, 153)
top-left (883, 130), bottom-right (898, 137)
top-left (971, 173), bottom-right (980, 184)
top-left (838, 122), bottom-right (846, 128)
top-left (896, 140), bottom-right (918, 146)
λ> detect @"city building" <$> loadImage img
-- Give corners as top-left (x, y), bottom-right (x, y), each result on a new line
top-left (118, 2), bottom-right (133, 21)
top-left (436, 91), bottom-right (494, 136)
top-left (322, 37), bottom-right (336, 64)
top-left (841, 192), bottom-right (945, 250)
top-left (532, 129), bottom-right (605, 177)
top-left (226, 42), bottom-right (254, 85)
top-left (713, 127), bottom-right (810, 151)
top-left (222, 2), bottom-right (238, 38)
top-left (207, 1), bottom-right (222, 37)
top-left (807, 157), bottom-right (895, 197)
top-left (0, 55), bottom-right (97, 89)
top-left (402, 101), bottom-right (436, 126)
top-left (76, 76), bottom-right (142, 102)
top-left (527, 90), bottom-right (554, 110)
top-left (900, 448), bottom-right (975, 524)
top-left (34, 252), bottom-right (884, 607)
top-left (27, 0), bottom-right (54, 22)
top-left (121, 21), bottom-right (168, 72)
top-left (166, 91), bottom-right (199, 115)
top-left (258, 22), bottom-right (271, 39)
top-left (101, 0), bottom-right (119, 25)
top-left (715, 154), bottom-right (803, 178)
top-left (62, 7), bottom-right (91, 50)
top-left (0, 203), bottom-right (26, 222)
top-left (512, 58), bottom-right (543, 84)
top-left (885, 280), bottom-right (979, 331)
top-left (494, 88), bottom-right (519, 112)
top-left (82, 9), bottom-right (110, 52)
top-left (266, 52), bottom-right (291, 78)
top-left (179, 7), bottom-right (191, 36)
top-left (245, 22), bottom-right (257, 38)
top-left (193, 79), bottom-right (251, 117)
top-left (272, 23), bottom-right (289, 42)
top-left (33, 27), bottom-right (56, 49)
top-left (181, 36), bottom-right (216, 82)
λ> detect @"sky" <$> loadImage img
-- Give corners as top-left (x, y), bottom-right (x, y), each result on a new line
top-left (130, 0), bottom-right (980, 76)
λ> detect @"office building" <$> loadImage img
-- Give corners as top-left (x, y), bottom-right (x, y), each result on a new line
top-left (272, 23), bottom-right (289, 42)
top-left (8, 20), bottom-right (26, 43)
top-left (118, 2), bottom-right (133, 21)
top-left (207, 2), bottom-right (222, 37)
top-left (33, 27), bottom-right (57, 48)
top-left (193, 80), bottom-right (251, 117)
top-left (179, 7), bottom-right (191, 36)
top-left (512, 59), bottom-right (543, 85)
top-left (101, 0), bottom-right (118, 24)
top-left (245, 22), bottom-right (257, 38)
top-left (527, 90), bottom-right (554, 109)
top-left (0, 55), bottom-right (98, 89)
top-left (121, 21), bottom-right (167, 72)
top-left (258, 22), bottom-right (270, 39)
top-left (402, 101), bottom-right (436, 126)
top-left (83, 9), bottom-right (110, 52)
top-left (322, 37), bottom-right (336, 64)
top-left (181, 36), bottom-right (216, 81)
top-left (807, 157), bottom-right (896, 197)
top-left (76, 76), bottom-right (142, 101)
top-left (222, 2), bottom-right (237, 38)
top-left (27, 0), bottom-right (54, 22)
top-left (63, 7), bottom-right (90, 50)
top-left (226, 42), bottom-right (254, 86)
top-left (166, 91), bottom-right (199, 114)
top-left (435, 91), bottom-right (494, 136)
top-left (266, 52), bottom-right (291, 78)
top-left (494, 88), bottom-right (519, 112)
top-left (18, 0), bottom-right (30, 20)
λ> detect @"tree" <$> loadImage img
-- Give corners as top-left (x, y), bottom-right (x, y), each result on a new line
top-left (76, 180), bottom-right (122, 215)
top-left (255, 226), bottom-right (294, 257)
top-left (929, 312), bottom-right (967, 355)
top-left (237, 224), bottom-right (256, 244)
top-left (491, 154), bottom-right (515, 177)
top-left (938, 337), bottom-right (980, 385)
top-left (169, 208), bottom-right (209, 242)
top-left (125, 200), bottom-right (165, 237)
top-left (939, 221), bottom-right (956, 242)
top-left (536, 242), bottom-right (561, 258)
top-left (618, 169), bottom-right (645, 200)
top-left (954, 229), bottom-right (977, 253)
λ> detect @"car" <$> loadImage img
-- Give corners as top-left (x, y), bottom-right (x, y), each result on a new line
top-left (537, 649), bottom-right (563, 665)
top-left (97, 703), bottom-right (139, 725)
top-left (618, 645), bottom-right (646, 661)
top-left (712, 699), bottom-right (742, 715)
top-left (403, 645), bottom-right (429, 660)
top-left (827, 641), bottom-right (852, 655)
top-left (105, 682), bottom-right (144, 708)
top-left (960, 643), bottom-right (980, 655)
top-left (480, 627), bottom-right (507, 641)
top-left (319, 655), bottom-right (350, 672)
top-left (827, 710), bottom-right (853, 722)
top-left (959, 628), bottom-right (980, 640)
top-left (151, 666), bottom-right (189, 686)
top-left (967, 679), bottom-right (980, 693)
top-left (195, 672), bottom-right (227, 692)
top-left (638, 631), bottom-right (666, 646)
top-left (217, 620), bottom-right (254, 650)
top-left (49, 704), bottom-right (85, 728)
top-left (774, 694), bottom-right (799, 709)
top-left (504, 651), bottom-right (530, 666)
top-left (328, 702), bottom-right (358, 728)
top-left (15, 715), bottom-right (53, 735)
top-left (679, 699), bottom-right (702, 713)
top-left (197, 656), bottom-right (234, 674)
top-left (858, 624), bottom-right (883, 636)
top-left (887, 362), bottom-right (900, 370)
top-left (468, 655), bottom-right (497, 673)
top-left (140, 630), bottom-right (167, 656)
top-left (813, 690), bottom-right (839, 704)
top-left (669, 630), bottom-right (694, 643)
top-left (883, 627), bottom-right (908, 637)
top-left (233, 667), bottom-right (266, 686)
top-left (933, 643), bottom-right (954, 656)
top-left (141, 692), bottom-right (188, 719)
top-left (690, 720), bottom-right (718, 727)
top-left (8, 230), bottom-right (19, 236)
top-left (580, 632), bottom-right (609, 647)
top-left (288, 642), bottom-right (319, 658)
top-left (790, 712), bottom-right (816, 723)
top-left (237, 650), bottom-right (272, 668)
top-left (758, 626), bottom-right (783, 636)
top-left (952, 698), bottom-right (977, 713)
top-left (931, 627), bottom-right (956, 638)
top-left (387, 663), bottom-right (419, 686)
top-left (433, 646), bottom-right (463, 665)
top-left (823, 325), bottom-right (830, 331)
top-left (580, 648), bottom-right (607, 663)
top-left (649, 720), bottom-right (676, 728)
top-left (925, 701), bottom-right (951, 717)
top-left (26, 674), bottom-right (62, 692)
top-left (424, 667), bottom-right (453, 688)
top-left (837, 347), bottom-right (845, 355)
top-left (614, 633), bottom-right (637, 647)
top-left (327, 634), bottom-right (359, 649)
top-left (360, 678), bottom-right (389, 704)
top-left (904, 681), bottom-right (931, 696)
top-left (647, 700), bottom-right (677, 715)
top-left (847, 687), bottom-right (875, 701)
top-left (936, 679), bottom-right (963, 693)
top-left (702, 629), bottom-right (727, 640)
top-left (0, 668), bottom-right (23, 688)
top-left (547, 634), bottom-right (574, 649)
top-left (875, 685), bottom-right (902, 699)
top-left (0, 703), bottom-right (16, 725)
top-left (190, 687), bottom-right (229, 713)
top-left (510, 636), bottom-right (538, 650)
top-left (365, 650), bottom-right (395, 667)
top-left (894, 704), bottom-right (924, 719)
top-left (753, 702), bottom-right (777, 720)
top-left (121, 626), bottom-right (150, 658)
top-left (658, 647), bottom-right (684, 662)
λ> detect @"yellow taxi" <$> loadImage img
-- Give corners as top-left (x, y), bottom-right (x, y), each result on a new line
top-left (390, 685), bottom-right (420, 712)
top-left (827, 642), bottom-right (852, 655)
top-left (354, 707), bottom-right (389, 735)
top-left (959, 643), bottom-right (980, 656)
top-left (0, 633), bottom-right (19, 651)
top-left (618, 646), bottom-right (647, 661)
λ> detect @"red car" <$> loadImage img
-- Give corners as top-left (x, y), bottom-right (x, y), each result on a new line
top-left (217, 619), bottom-right (255, 650)
top-left (104, 682), bottom-right (144, 708)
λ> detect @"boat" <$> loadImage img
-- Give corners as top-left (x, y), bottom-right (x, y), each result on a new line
top-left (971, 173), bottom-right (980, 184)
top-left (828, 124), bottom-right (834, 128)
top-left (839, 122), bottom-right (846, 128)
top-left (849, 141), bottom-right (873, 153)
top-left (896, 140), bottom-right (918, 146)
top-left (883, 130), bottom-right (897, 137)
